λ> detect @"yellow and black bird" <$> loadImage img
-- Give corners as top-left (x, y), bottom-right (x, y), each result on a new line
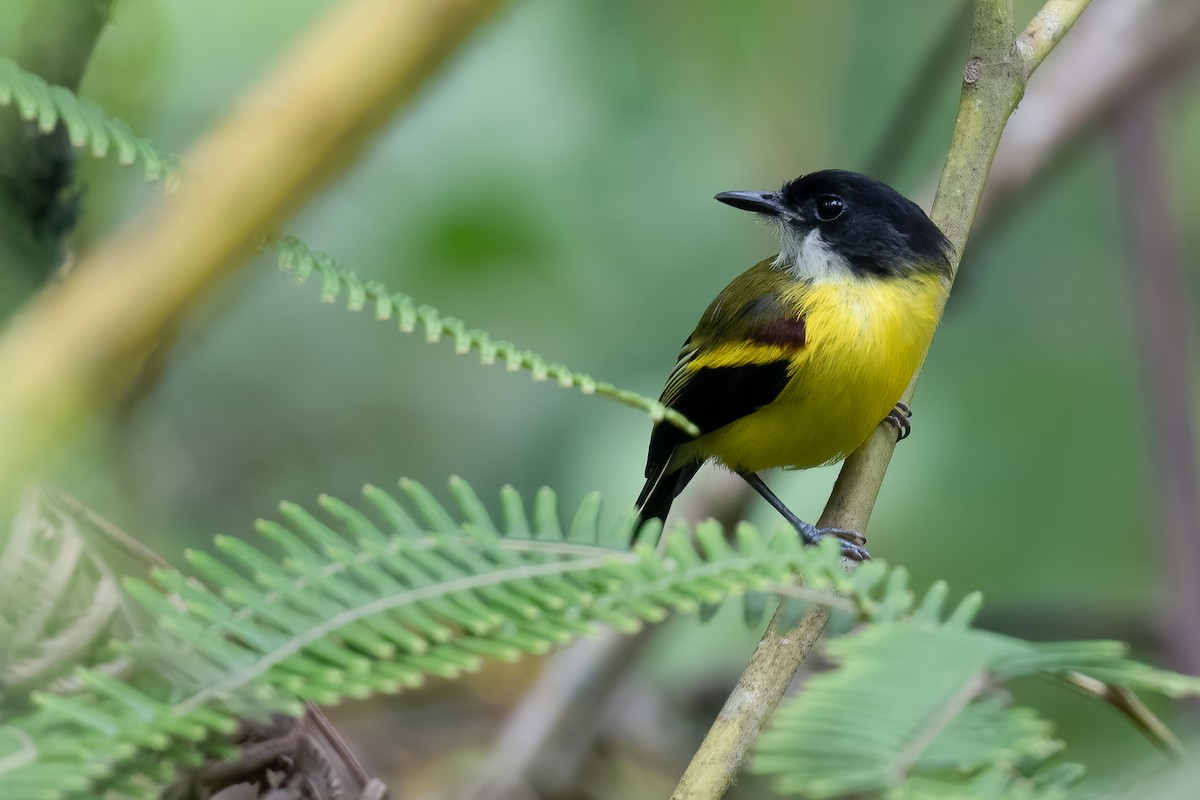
top-left (634, 170), bottom-right (953, 560)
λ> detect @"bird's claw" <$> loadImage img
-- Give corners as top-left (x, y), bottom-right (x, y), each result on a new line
top-left (796, 522), bottom-right (871, 561)
top-left (884, 402), bottom-right (912, 442)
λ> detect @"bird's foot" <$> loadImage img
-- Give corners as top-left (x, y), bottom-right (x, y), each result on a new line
top-left (795, 520), bottom-right (870, 562)
top-left (884, 401), bottom-right (912, 442)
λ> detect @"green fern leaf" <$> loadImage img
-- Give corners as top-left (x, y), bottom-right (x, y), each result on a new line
top-left (272, 235), bottom-right (698, 435)
top-left (0, 480), bottom-right (847, 800)
top-left (889, 765), bottom-right (1080, 800)
top-left (752, 623), bottom-right (1023, 797)
top-left (0, 489), bottom-right (159, 705)
top-left (913, 695), bottom-right (1060, 774)
top-left (0, 58), bottom-right (181, 188)
top-left (752, 580), bottom-right (1200, 799)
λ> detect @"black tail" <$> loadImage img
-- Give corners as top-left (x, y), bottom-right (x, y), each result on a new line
top-left (633, 461), bottom-right (700, 531)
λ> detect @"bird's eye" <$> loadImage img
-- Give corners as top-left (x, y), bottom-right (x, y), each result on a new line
top-left (814, 195), bottom-right (846, 222)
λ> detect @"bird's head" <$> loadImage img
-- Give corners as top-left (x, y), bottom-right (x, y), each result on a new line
top-left (715, 169), bottom-right (953, 280)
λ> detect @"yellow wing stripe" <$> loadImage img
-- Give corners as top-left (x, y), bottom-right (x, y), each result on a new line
top-left (661, 340), bottom-right (803, 408)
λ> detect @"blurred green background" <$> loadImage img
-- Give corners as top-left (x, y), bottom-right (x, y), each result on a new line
top-left (3, 0), bottom-right (1198, 796)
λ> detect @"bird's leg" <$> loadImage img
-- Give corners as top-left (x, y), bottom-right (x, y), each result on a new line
top-left (737, 472), bottom-right (870, 561)
top-left (883, 401), bottom-right (912, 442)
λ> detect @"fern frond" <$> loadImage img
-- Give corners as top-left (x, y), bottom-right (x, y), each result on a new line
top-left (0, 479), bottom-right (845, 799)
top-left (753, 622), bottom-right (1034, 798)
top-left (752, 581), bottom-right (1200, 799)
top-left (272, 236), bottom-right (699, 435)
top-left (889, 764), bottom-right (1082, 800)
top-left (0, 58), bottom-right (181, 188)
top-left (0, 489), bottom-right (159, 705)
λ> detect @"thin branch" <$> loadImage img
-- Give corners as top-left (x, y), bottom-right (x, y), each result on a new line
top-left (669, 606), bottom-right (830, 800)
top-left (668, 2), bottom-right (1092, 796)
top-left (980, 0), bottom-right (1200, 224)
top-left (162, 654), bottom-right (398, 799)
top-left (1064, 671), bottom-right (1187, 760)
top-left (1112, 92), bottom-right (1200, 677)
top-left (1015, 0), bottom-right (1094, 78)
top-left (824, 0), bottom-right (1091, 561)
top-left (0, 0), bottom-right (506, 488)
top-left (44, 487), bottom-right (170, 570)
top-left (304, 702), bottom-right (392, 799)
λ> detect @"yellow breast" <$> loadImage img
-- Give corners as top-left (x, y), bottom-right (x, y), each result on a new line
top-left (684, 272), bottom-right (946, 473)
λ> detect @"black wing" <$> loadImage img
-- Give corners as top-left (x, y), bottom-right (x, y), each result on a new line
top-left (648, 359), bottom-right (794, 477)
top-left (635, 278), bottom-right (805, 527)
top-left (634, 360), bottom-right (792, 527)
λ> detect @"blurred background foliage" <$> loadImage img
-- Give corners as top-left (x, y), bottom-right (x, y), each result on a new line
top-left (2, 0), bottom-right (1198, 797)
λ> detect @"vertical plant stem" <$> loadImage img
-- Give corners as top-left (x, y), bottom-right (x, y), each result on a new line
top-left (1112, 94), bottom-right (1200, 677)
top-left (668, 1), bottom-right (1092, 797)
top-left (669, 606), bottom-right (829, 800)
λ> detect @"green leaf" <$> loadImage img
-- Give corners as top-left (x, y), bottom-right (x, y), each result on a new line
top-left (752, 580), bottom-right (1200, 798)
top-left (915, 695), bottom-right (1061, 774)
top-left (271, 235), bottom-right (698, 435)
top-left (752, 623), bottom-right (1017, 797)
top-left (889, 765), bottom-right (1078, 800)
top-left (0, 58), bottom-right (181, 187)
top-left (0, 479), bottom-right (848, 800)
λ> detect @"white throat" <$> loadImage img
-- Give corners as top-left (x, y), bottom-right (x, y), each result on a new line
top-left (772, 228), bottom-right (851, 281)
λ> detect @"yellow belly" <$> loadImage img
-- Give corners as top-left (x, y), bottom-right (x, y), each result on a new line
top-left (681, 273), bottom-right (945, 473)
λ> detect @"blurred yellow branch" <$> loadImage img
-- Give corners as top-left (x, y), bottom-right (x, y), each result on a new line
top-left (0, 0), bottom-right (503, 484)
top-left (670, 1), bottom-right (1091, 797)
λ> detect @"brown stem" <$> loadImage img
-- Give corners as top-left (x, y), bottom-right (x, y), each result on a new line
top-left (668, 1), bottom-right (1092, 796)
top-left (669, 606), bottom-right (830, 800)
top-left (1112, 93), bottom-right (1200, 677)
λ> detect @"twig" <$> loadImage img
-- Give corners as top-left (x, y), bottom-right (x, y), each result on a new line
top-left (980, 0), bottom-right (1200, 222)
top-left (1015, 0), bottom-right (1093, 78)
top-left (669, 2), bottom-right (1092, 797)
top-left (44, 486), bottom-right (170, 570)
top-left (1064, 671), bottom-right (1187, 760)
top-left (305, 702), bottom-right (392, 800)
top-left (0, 0), bottom-right (506, 487)
top-left (670, 605), bottom-right (830, 800)
top-left (1112, 92), bottom-right (1200, 677)
top-left (164, 707), bottom-right (394, 798)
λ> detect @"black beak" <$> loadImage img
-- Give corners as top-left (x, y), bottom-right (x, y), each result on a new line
top-left (714, 190), bottom-right (788, 217)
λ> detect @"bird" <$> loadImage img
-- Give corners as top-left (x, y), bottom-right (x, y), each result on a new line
top-left (633, 169), bottom-right (953, 560)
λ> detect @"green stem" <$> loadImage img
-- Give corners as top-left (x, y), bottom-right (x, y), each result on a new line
top-left (668, 1), bottom-right (1092, 797)
top-left (669, 606), bottom-right (830, 800)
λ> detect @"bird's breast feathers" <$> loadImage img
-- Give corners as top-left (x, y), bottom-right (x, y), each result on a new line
top-left (679, 271), bottom-right (946, 472)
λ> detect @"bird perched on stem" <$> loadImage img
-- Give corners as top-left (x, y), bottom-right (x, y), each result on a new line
top-left (634, 170), bottom-right (953, 560)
